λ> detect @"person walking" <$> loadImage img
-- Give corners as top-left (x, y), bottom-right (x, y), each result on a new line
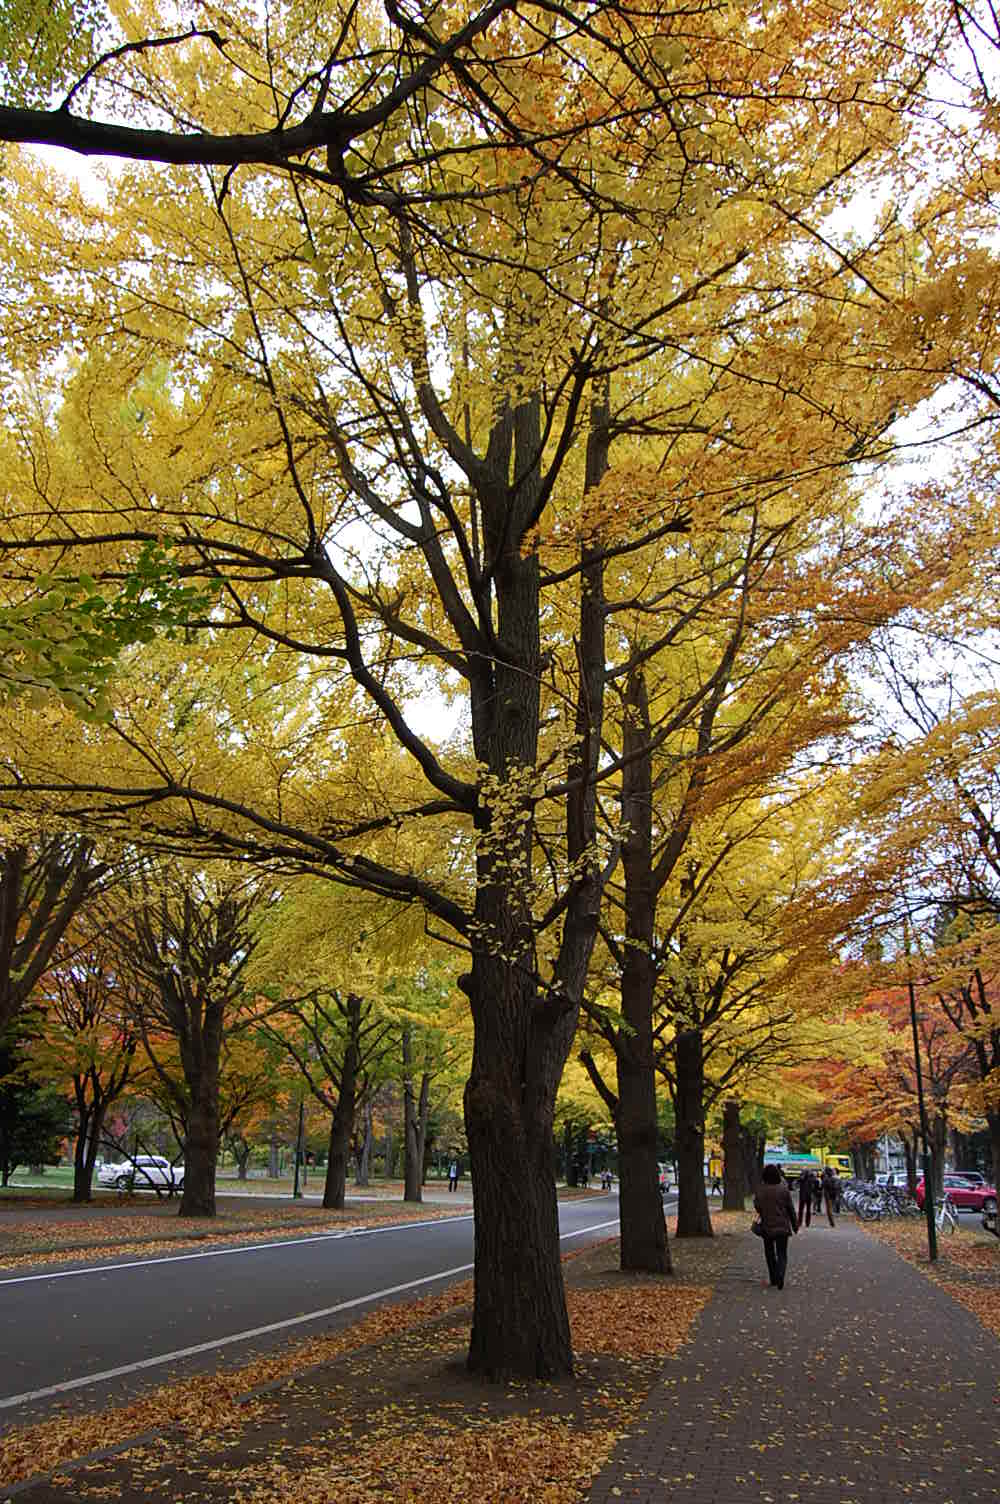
top-left (754, 1164), bottom-right (798, 1289)
top-left (448, 1160), bottom-right (459, 1192)
top-left (797, 1169), bottom-right (816, 1229)
top-left (821, 1165), bottom-right (837, 1226)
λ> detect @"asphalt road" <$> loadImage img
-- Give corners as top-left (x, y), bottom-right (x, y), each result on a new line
top-left (0, 1194), bottom-right (633, 1430)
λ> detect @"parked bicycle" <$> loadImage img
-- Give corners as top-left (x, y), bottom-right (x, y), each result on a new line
top-left (936, 1192), bottom-right (959, 1234)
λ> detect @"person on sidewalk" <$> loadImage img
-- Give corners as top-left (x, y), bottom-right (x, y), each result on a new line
top-left (821, 1165), bottom-right (837, 1226)
top-left (797, 1168), bottom-right (816, 1229)
top-left (754, 1164), bottom-right (798, 1289)
top-left (448, 1160), bottom-right (459, 1191)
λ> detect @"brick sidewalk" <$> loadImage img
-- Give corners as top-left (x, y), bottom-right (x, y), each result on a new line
top-left (585, 1217), bottom-right (999, 1504)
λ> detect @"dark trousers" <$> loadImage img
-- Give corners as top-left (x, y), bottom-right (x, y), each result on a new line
top-left (762, 1234), bottom-right (790, 1288)
top-left (798, 1192), bottom-right (812, 1229)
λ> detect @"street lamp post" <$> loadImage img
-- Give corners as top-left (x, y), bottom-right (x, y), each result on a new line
top-left (904, 922), bottom-right (937, 1262)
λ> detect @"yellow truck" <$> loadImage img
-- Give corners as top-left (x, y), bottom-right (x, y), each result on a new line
top-left (764, 1147), bottom-right (853, 1181)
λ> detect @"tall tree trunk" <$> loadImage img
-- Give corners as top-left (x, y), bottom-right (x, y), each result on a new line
top-left (180, 1074), bottom-right (219, 1216)
top-left (740, 1122), bottom-right (765, 1195)
top-left (72, 1100), bottom-right (105, 1203)
top-left (402, 1028), bottom-right (430, 1203)
top-left (178, 998), bottom-right (224, 1218)
top-left (986, 1107), bottom-right (1000, 1185)
top-left (460, 390), bottom-right (605, 1380)
top-left (616, 664), bottom-right (669, 1273)
top-left (721, 1099), bottom-right (746, 1210)
top-left (323, 996), bottom-right (360, 1210)
top-left (463, 949), bottom-right (576, 1380)
top-left (354, 1100), bottom-right (372, 1186)
top-left (72, 1096), bottom-right (94, 1203)
top-left (929, 1115), bottom-right (947, 1196)
top-left (674, 1028), bottom-right (712, 1236)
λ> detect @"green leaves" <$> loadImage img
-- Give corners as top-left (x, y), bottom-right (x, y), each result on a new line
top-left (0, 543), bottom-right (212, 720)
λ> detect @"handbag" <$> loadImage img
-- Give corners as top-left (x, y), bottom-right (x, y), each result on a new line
top-left (751, 1217), bottom-right (764, 1237)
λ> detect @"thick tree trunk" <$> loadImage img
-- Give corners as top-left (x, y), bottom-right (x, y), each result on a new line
top-left (459, 392), bottom-right (604, 1379)
top-left (72, 1102), bottom-right (105, 1203)
top-left (402, 1029), bottom-right (430, 1203)
top-left (929, 1115), bottom-right (947, 1196)
top-left (354, 1101), bottom-right (372, 1186)
top-left (323, 1002), bottom-right (359, 1210)
top-left (463, 950), bottom-right (577, 1380)
top-left (721, 1099), bottom-right (746, 1210)
top-left (180, 1087), bottom-right (219, 1216)
top-left (615, 664), bottom-right (670, 1274)
top-left (73, 1102), bottom-right (94, 1203)
top-left (741, 1123), bottom-right (765, 1195)
top-left (674, 1028), bottom-right (712, 1236)
top-left (985, 1107), bottom-right (1000, 1185)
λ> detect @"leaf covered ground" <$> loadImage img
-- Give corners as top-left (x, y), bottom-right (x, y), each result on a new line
top-left (0, 1212), bottom-right (748, 1502)
top-left (0, 1197), bottom-right (471, 1271)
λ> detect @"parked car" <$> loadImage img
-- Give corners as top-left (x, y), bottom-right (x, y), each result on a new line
top-left (948, 1171), bottom-right (988, 1188)
top-left (97, 1155), bottom-right (184, 1192)
top-left (914, 1174), bottom-right (996, 1213)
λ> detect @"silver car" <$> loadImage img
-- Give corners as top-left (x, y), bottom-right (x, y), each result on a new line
top-left (97, 1155), bottom-right (184, 1192)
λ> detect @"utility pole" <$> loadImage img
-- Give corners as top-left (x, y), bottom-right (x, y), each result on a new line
top-left (904, 917), bottom-right (937, 1262)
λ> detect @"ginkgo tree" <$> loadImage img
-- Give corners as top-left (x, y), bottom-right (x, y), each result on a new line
top-left (0, 0), bottom-right (996, 1381)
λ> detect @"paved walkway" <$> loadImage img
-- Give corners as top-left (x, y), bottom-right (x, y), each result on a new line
top-left (585, 1217), bottom-right (999, 1504)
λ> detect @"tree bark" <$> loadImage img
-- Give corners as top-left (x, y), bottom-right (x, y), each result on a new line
top-left (354, 1100), bottom-right (372, 1186)
top-left (323, 995), bottom-right (360, 1210)
top-left (986, 1108), bottom-right (1000, 1185)
top-left (674, 1028), bottom-right (712, 1236)
top-left (463, 952), bottom-right (575, 1380)
top-left (721, 1099), bottom-right (746, 1210)
top-left (72, 1099), bottom-right (106, 1203)
top-left (741, 1122), bottom-right (766, 1195)
top-left (180, 1071), bottom-right (220, 1216)
top-left (402, 1027), bottom-right (430, 1203)
top-left (615, 663), bottom-right (670, 1273)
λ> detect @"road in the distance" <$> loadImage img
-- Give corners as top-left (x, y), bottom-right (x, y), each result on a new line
top-left (0, 1194), bottom-right (643, 1430)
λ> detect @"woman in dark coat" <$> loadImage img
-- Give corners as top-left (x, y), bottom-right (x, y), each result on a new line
top-left (754, 1164), bottom-right (799, 1289)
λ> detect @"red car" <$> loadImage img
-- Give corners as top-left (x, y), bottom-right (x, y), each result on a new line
top-left (914, 1174), bottom-right (997, 1213)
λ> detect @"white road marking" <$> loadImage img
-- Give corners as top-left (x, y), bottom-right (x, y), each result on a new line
top-left (0, 1262), bottom-right (475, 1410)
top-left (0, 1216), bottom-right (475, 1287)
top-left (0, 1215), bottom-right (621, 1410)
